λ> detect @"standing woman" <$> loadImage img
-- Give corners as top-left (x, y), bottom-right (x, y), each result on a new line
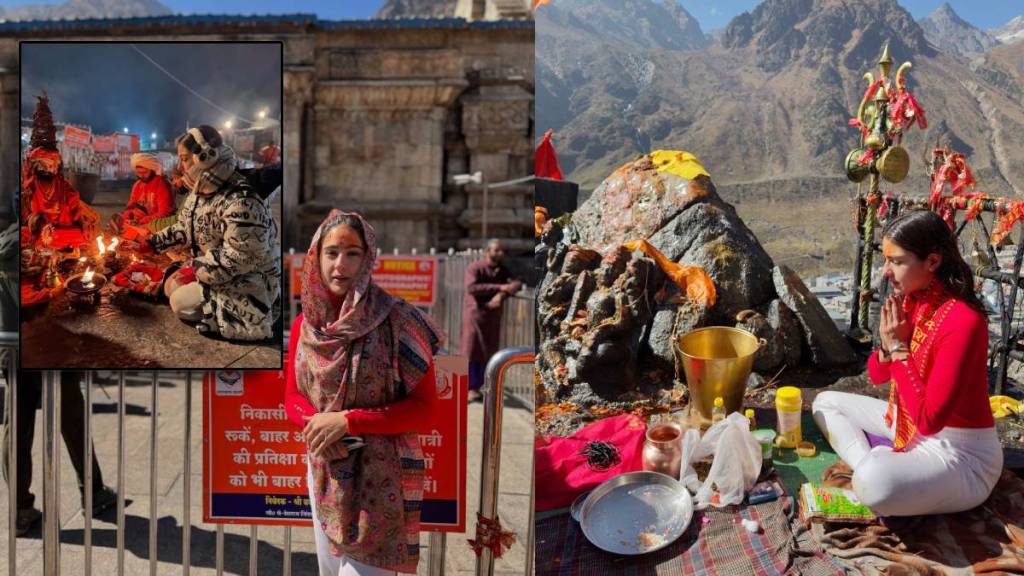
top-left (812, 210), bottom-right (1001, 516)
top-left (284, 210), bottom-right (443, 575)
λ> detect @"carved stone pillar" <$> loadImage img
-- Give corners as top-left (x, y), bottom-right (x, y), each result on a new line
top-left (458, 82), bottom-right (533, 253)
top-left (300, 48), bottom-right (466, 252)
top-left (283, 66), bottom-right (314, 251)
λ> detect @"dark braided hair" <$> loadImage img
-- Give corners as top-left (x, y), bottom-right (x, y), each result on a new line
top-left (882, 210), bottom-right (985, 313)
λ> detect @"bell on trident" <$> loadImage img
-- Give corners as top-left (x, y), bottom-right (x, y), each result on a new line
top-left (878, 145), bottom-right (909, 183)
top-left (845, 148), bottom-right (871, 182)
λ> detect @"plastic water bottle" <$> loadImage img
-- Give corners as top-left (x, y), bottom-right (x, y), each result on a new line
top-left (711, 397), bottom-right (726, 425)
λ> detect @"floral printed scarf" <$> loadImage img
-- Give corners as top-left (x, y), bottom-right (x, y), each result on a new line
top-left (296, 210), bottom-right (442, 572)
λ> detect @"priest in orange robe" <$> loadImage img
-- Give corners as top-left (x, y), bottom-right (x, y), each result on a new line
top-left (111, 153), bottom-right (175, 234)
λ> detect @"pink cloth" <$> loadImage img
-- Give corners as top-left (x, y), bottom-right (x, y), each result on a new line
top-left (535, 414), bottom-right (647, 512)
top-left (867, 298), bottom-right (994, 435)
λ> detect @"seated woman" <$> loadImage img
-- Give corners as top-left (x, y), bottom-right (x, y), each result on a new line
top-left (284, 210), bottom-right (443, 575)
top-left (812, 210), bottom-right (1001, 516)
top-left (111, 153), bottom-right (175, 236)
top-left (145, 125), bottom-right (280, 341)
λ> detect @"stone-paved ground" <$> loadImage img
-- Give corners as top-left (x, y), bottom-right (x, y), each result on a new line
top-left (0, 376), bottom-right (533, 575)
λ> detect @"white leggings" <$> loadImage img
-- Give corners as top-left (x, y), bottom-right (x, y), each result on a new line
top-left (811, 391), bottom-right (1002, 517)
top-left (307, 462), bottom-right (398, 576)
top-left (167, 279), bottom-right (204, 322)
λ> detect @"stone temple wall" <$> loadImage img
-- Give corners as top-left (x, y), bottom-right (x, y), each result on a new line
top-left (0, 16), bottom-right (534, 260)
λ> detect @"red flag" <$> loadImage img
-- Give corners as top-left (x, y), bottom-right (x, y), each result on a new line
top-left (535, 129), bottom-right (563, 180)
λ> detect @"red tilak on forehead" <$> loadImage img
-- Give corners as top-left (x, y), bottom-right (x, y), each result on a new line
top-left (321, 225), bottom-right (364, 252)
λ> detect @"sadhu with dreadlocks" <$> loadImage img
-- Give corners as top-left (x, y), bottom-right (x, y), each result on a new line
top-left (21, 93), bottom-right (99, 247)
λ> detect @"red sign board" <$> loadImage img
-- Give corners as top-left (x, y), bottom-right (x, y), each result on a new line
top-left (419, 355), bottom-right (469, 531)
top-left (62, 125), bottom-right (91, 148)
top-left (202, 368), bottom-right (310, 526)
top-left (93, 135), bottom-right (116, 153)
top-left (285, 253), bottom-right (305, 303)
top-left (372, 256), bottom-right (437, 306)
top-left (202, 357), bottom-right (468, 531)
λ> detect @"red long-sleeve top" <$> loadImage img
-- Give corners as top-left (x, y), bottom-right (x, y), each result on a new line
top-left (284, 314), bottom-right (437, 434)
top-left (867, 298), bottom-right (994, 435)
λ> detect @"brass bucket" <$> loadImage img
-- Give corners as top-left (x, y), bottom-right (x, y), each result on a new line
top-left (675, 327), bottom-right (765, 427)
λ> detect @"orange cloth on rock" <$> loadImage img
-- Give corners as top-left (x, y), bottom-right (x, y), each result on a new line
top-left (621, 238), bottom-right (717, 307)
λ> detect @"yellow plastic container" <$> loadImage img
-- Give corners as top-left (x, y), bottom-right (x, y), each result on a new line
top-left (775, 387), bottom-right (802, 448)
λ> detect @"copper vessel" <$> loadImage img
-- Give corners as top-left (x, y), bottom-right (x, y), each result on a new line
top-left (641, 423), bottom-right (682, 480)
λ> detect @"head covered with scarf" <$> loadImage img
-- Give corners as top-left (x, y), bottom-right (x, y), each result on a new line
top-left (296, 209), bottom-right (443, 571)
top-left (22, 148), bottom-right (62, 193)
top-left (176, 125), bottom-right (238, 195)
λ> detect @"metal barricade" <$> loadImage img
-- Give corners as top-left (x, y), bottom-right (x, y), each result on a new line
top-left (2, 331), bottom-right (17, 576)
top-left (3, 370), bottom-right (279, 576)
top-left (6, 340), bottom-right (538, 576)
top-left (475, 346), bottom-right (535, 576)
top-left (498, 292), bottom-right (536, 410)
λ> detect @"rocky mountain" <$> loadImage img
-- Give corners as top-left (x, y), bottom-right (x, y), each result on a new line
top-left (918, 2), bottom-right (1000, 58)
top-left (0, 0), bottom-right (171, 20)
top-left (549, 0), bottom-right (709, 51)
top-left (537, 0), bottom-right (710, 175)
top-left (538, 0), bottom-right (1024, 276)
top-left (991, 15), bottom-right (1024, 45)
top-left (376, 0), bottom-right (457, 19)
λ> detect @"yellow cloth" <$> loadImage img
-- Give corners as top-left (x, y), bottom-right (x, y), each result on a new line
top-left (650, 150), bottom-right (710, 180)
top-left (990, 395), bottom-right (1023, 419)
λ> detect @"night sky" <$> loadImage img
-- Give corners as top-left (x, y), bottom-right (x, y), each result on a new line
top-left (21, 42), bottom-right (281, 142)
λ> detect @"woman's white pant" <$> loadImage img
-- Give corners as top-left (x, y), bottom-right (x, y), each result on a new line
top-left (307, 462), bottom-right (398, 576)
top-left (811, 391), bottom-right (1002, 517)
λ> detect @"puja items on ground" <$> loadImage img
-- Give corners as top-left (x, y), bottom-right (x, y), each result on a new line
top-left (112, 262), bottom-right (165, 298)
top-left (19, 246), bottom-right (63, 306)
top-left (94, 234), bottom-right (126, 273)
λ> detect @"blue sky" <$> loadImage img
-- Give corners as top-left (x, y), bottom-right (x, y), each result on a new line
top-left (0, 0), bottom-right (388, 19)
top-left (678, 1), bottom-right (1019, 33)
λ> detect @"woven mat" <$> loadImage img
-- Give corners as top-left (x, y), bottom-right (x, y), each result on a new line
top-left (535, 473), bottom-right (845, 575)
top-left (811, 467), bottom-right (1024, 575)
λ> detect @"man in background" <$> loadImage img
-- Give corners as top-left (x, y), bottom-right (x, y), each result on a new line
top-left (461, 239), bottom-right (522, 403)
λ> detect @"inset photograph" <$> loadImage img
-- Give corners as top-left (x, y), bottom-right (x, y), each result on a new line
top-left (19, 41), bottom-right (283, 369)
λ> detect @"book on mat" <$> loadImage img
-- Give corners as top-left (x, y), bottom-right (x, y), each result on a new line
top-left (799, 483), bottom-right (877, 524)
